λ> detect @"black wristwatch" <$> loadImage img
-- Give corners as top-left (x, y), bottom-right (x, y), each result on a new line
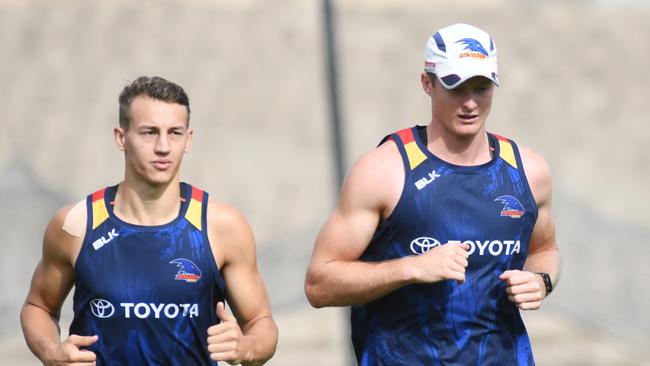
top-left (537, 272), bottom-right (553, 296)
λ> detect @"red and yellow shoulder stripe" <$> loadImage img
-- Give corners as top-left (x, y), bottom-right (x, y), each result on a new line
top-left (395, 128), bottom-right (427, 170)
top-left (91, 188), bottom-right (109, 229)
top-left (184, 185), bottom-right (204, 231)
top-left (493, 134), bottom-right (518, 169)
top-left (90, 185), bottom-right (206, 231)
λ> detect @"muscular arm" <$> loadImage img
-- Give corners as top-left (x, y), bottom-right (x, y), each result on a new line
top-left (500, 147), bottom-right (561, 310)
top-left (305, 142), bottom-right (469, 308)
top-left (207, 201), bottom-right (277, 366)
top-left (21, 203), bottom-right (97, 364)
top-left (522, 148), bottom-right (561, 284)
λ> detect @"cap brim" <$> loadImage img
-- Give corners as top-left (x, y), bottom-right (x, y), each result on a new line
top-left (438, 72), bottom-right (499, 89)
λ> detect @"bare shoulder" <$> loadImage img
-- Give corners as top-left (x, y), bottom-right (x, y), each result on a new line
top-left (62, 199), bottom-right (86, 238)
top-left (206, 198), bottom-right (251, 234)
top-left (350, 139), bottom-right (402, 181)
top-left (518, 145), bottom-right (552, 205)
top-left (341, 139), bottom-right (403, 215)
top-left (45, 202), bottom-right (86, 264)
top-left (206, 198), bottom-right (256, 267)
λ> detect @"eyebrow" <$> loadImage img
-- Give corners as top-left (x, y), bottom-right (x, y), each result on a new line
top-left (136, 124), bottom-right (187, 130)
top-left (137, 125), bottom-right (158, 131)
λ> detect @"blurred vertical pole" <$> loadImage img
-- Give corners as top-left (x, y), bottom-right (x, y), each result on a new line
top-left (322, 0), bottom-right (346, 192)
top-left (322, 1), bottom-right (355, 365)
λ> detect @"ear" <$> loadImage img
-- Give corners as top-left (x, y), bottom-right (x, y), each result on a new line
top-left (184, 128), bottom-right (194, 153)
top-left (421, 72), bottom-right (435, 97)
top-left (114, 127), bottom-right (126, 151)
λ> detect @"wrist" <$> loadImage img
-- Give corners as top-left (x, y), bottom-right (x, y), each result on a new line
top-left (238, 334), bottom-right (259, 366)
top-left (536, 272), bottom-right (553, 296)
top-left (399, 256), bottom-right (420, 284)
top-left (244, 336), bottom-right (255, 363)
top-left (38, 340), bottom-right (62, 362)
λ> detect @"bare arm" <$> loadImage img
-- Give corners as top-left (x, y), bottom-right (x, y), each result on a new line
top-left (521, 148), bottom-right (561, 282)
top-left (206, 201), bottom-right (278, 366)
top-left (305, 142), bottom-right (469, 308)
top-left (20, 203), bottom-right (98, 365)
top-left (500, 147), bottom-right (561, 310)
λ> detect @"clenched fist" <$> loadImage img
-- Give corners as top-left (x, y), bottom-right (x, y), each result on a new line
top-left (410, 241), bottom-right (470, 284)
top-left (500, 270), bottom-right (546, 310)
top-left (207, 302), bottom-right (252, 364)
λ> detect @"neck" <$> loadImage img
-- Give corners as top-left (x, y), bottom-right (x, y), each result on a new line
top-left (113, 177), bottom-right (182, 226)
top-left (425, 123), bottom-right (492, 166)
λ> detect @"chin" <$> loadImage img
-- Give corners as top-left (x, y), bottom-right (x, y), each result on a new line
top-left (453, 121), bottom-right (484, 137)
top-left (452, 127), bottom-right (481, 139)
top-left (143, 171), bottom-right (178, 187)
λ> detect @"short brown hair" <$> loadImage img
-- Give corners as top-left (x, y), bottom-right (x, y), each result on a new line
top-left (118, 76), bottom-right (190, 130)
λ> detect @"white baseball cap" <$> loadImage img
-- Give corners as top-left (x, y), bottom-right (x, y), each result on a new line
top-left (424, 23), bottom-right (499, 89)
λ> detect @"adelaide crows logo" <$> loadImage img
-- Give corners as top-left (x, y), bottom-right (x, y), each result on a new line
top-left (455, 38), bottom-right (489, 59)
top-left (494, 195), bottom-right (525, 218)
top-left (170, 258), bottom-right (202, 283)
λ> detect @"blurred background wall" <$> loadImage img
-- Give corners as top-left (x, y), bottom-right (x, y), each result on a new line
top-left (1, 0), bottom-right (648, 364)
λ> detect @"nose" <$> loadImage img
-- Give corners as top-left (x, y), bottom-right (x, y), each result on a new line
top-left (154, 132), bottom-right (171, 154)
top-left (461, 94), bottom-right (478, 111)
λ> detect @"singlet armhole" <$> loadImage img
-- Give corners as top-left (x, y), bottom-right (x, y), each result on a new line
top-left (510, 141), bottom-right (539, 223)
top-left (374, 132), bottom-right (412, 232)
top-left (201, 195), bottom-right (227, 294)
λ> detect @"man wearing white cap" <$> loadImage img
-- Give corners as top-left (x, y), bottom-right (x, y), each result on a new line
top-left (305, 23), bottom-right (560, 365)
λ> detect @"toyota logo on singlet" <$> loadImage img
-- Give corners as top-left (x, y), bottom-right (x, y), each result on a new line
top-left (410, 237), bottom-right (441, 255)
top-left (90, 298), bottom-right (115, 318)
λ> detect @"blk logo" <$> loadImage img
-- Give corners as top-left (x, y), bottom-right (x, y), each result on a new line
top-left (415, 170), bottom-right (441, 190)
top-left (90, 298), bottom-right (115, 318)
top-left (410, 237), bottom-right (441, 255)
top-left (92, 228), bottom-right (119, 250)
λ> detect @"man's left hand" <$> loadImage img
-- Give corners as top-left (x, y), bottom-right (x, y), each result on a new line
top-left (207, 302), bottom-right (252, 364)
top-left (499, 270), bottom-right (545, 310)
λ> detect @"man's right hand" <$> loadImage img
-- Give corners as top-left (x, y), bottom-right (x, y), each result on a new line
top-left (43, 334), bottom-right (98, 366)
top-left (410, 242), bottom-right (470, 284)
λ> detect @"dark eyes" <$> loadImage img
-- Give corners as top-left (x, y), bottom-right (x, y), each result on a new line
top-left (451, 86), bottom-right (490, 95)
top-left (140, 130), bottom-right (184, 136)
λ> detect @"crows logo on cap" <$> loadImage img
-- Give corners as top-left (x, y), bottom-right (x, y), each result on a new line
top-left (455, 38), bottom-right (489, 59)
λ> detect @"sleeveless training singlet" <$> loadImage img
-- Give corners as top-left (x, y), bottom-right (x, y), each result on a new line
top-left (351, 126), bottom-right (538, 366)
top-left (71, 182), bottom-right (225, 365)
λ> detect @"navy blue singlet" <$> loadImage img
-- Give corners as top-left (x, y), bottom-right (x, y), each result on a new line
top-left (351, 126), bottom-right (538, 366)
top-left (71, 182), bottom-right (225, 365)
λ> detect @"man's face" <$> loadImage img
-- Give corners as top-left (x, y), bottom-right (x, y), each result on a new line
top-left (115, 95), bottom-right (192, 186)
top-left (424, 75), bottom-right (495, 138)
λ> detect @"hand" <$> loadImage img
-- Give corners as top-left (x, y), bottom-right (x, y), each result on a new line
top-left (410, 241), bottom-right (470, 284)
top-left (43, 334), bottom-right (98, 366)
top-left (207, 302), bottom-right (252, 364)
top-left (499, 270), bottom-right (545, 310)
